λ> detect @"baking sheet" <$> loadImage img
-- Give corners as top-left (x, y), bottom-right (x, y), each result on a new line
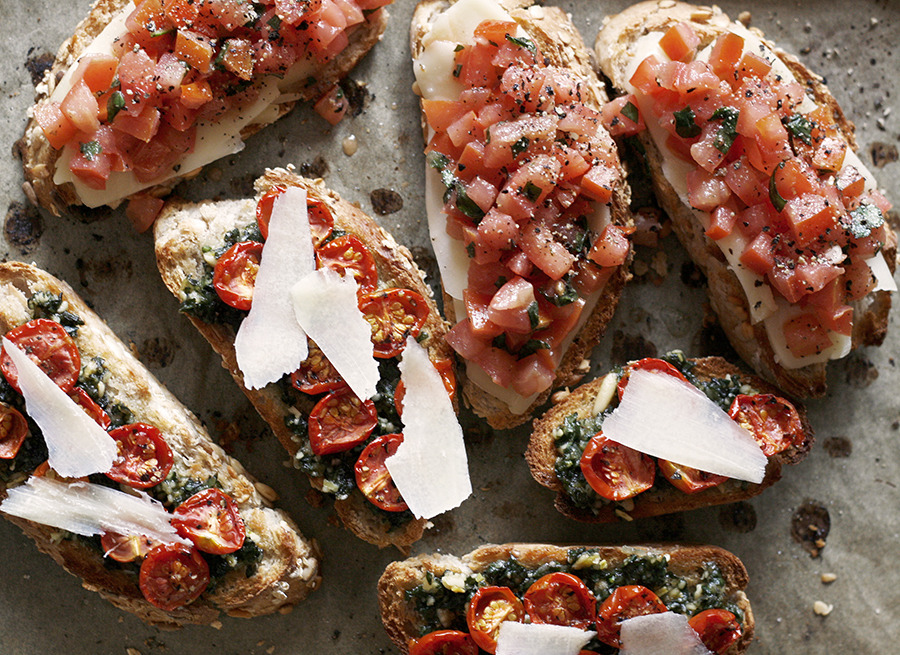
top-left (0, 1), bottom-right (898, 653)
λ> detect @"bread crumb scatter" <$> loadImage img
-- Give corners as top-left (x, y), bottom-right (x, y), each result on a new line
top-left (342, 135), bottom-right (358, 156)
top-left (210, 620), bottom-right (223, 630)
top-left (821, 573), bottom-right (837, 584)
top-left (813, 601), bottom-right (834, 616)
top-left (737, 11), bottom-right (751, 26)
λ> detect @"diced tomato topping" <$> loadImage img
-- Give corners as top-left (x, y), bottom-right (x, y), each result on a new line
top-left (735, 52), bottom-right (772, 81)
top-left (708, 32), bottom-right (745, 82)
top-left (812, 136), bottom-right (847, 172)
top-left (61, 81), bottom-right (101, 134)
top-left (783, 313), bottom-right (834, 358)
top-left (835, 166), bottom-right (866, 201)
top-left (588, 224), bottom-right (630, 268)
top-left (783, 194), bottom-right (839, 248)
top-left (112, 103), bottom-right (160, 142)
top-left (34, 102), bottom-right (77, 150)
top-left (630, 55), bottom-right (663, 96)
top-left (740, 232), bottom-right (776, 276)
top-left (705, 203), bottom-right (737, 240)
top-left (126, 194), bottom-right (165, 232)
top-left (686, 168), bottom-right (731, 211)
top-left (72, 54), bottom-right (118, 94)
top-left (659, 23), bottom-right (700, 62)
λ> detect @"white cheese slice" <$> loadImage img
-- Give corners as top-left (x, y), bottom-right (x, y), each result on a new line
top-left (235, 187), bottom-right (313, 389)
top-left (763, 298), bottom-right (851, 368)
top-left (2, 338), bottom-right (116, 478)
top-left (496, 622), bottom-right (596, 655)
top-left (422, 0), bottom-right (513, 48)
top-left (414, 41), bottom-right (466, 101)
top-left (601, 369), bottom-right (767, 483)
top-left (0, 476), bottom-right (189, 546)
top-left (867, 252), bottom-right (898, 292)
top-left (385, 338), bottom-right (471, 519)
top-left (290, 267), bottom-right (379, 402)
top-left (620, 612), bottom-right (713, 655)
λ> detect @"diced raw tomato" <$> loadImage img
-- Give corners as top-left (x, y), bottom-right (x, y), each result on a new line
top-left (460, 86), bottom-right (492, 107)
top-left (445, 319), bottom-right (489, 360)
top-left (740, 231), bottom-right (776, 275)
top-left (180, 80), bottom-right (213, 109)
top-left (60, 80), bottom-right (100, 134)
top-left (744, 131), bottom-right (787, 176)
top-left (735, 52), bottom-right (772, 81)
top-left (426, 131), bottom-right (462, 162)
top-left (672, 60), bottom-right (719, 94)
top-left (581, 164), bottom-right (617, 203)
top-left (474, 347), bottom-right (517, 389)
top-left (686, 168), bottom-right (731, 211)
top-left (768, 262), bottom-right (805, 304)
top-left (474, 19), bottom-right (517, 43)
top-left (126, 194), bottom-right (165, 232)
top-left (458, 41), bottom-right (500, 89)
top-left (34, 102), bottom-right (77, 150)
top-left (118, 49), bottom-right (158, 116)
top-left (784, 194), bottom-right (839, 247)
top-left (709, 32), bottom-right (745, 82)
top-left (736, 203), bottom-right (778, 240)
top-left (464, 289), bottom-right (505, 338)
top-left (273, 0), bottom-right (321, 25)
top-left (659, 22), bottom-right (700, 62)
top-left (219, 37), bottom-right (254, 80)
top-left (542, 68), bottom-right (583, 107)
top-left (423, 100), bottom-right (468, 132)
top-left (447, 110), bottom-right (481, 148)
top-left (314, 85), bottom-right (348, 126)
top-left (125, 0), bottom-right (172, 49)
top-left (518, 220), bottom-right (575, 281)
top-left (252, 40), bottom-right (297, 75)
top-left (162, 0), bottom-right (199, 28)
top-left (499, 65), bottom-right (546, 113)
top-left (332, 0), bottom-right (364, 26)
top-left (477, 101), bottom-right (511, 133)
top-left (72, 54), bottom-right (118, 93)
top-left (506, 154), bottom-right (561, 205)
top-left (773, 159), bottom-right (819, 201)
top-left (155, 52), bottom-right (188, 100)
top-left (557, 104), bottom-right (602, 137)
top-left (812, 136), bottom-right (847, 172)
top-left (735, 100), bottom-right (771, 138)
top-left (783, 313), bottom-right (833, 358)
top-left (488, 276), bottom-right (536, 333)
top-left (863, 188), bottom-right (892, 213)
top-left (801, 278), bottom-right (852, 335)
top-left (69, 150), bottom-right (112, 190)
top-left (457, 141), bottom-right (486, 180)
top-left (319, 0), bottom-right (349, 30)
top-left (129, 123), bottom-right (195, 182)
top-left (355, 0), bottom-right (391, 8)
top-left (601, 95), bottom-right (645, 137)
top-left (795, 258), bottom-right (844, 296)
top-left (706, 203), bottom-right (738, 240)
top-left (554, 144), bottom-right (591, 181)
top-left (464, 177), bottom-right (498, 215)
top-left (483, 115), bottom-right (557, 169)
top-left (835, 165), bottom-right (866, 202)
top-left (512, 353), bottom-right (555, 396)
top-left (175, 30), bottom-right (214, 73)
top-left (162, 101), bottom-right (199, 131)
top-left (630, 55), bottom-right (662, 96)
top-left (753, 112), bottom-right (791, 159)
top-left (505, 250), bottom-right (533, 278)
top-left (690, 122), bottom-right (727, 172)
top-left (112, 103), bottom-right (160, 142)
top-left (665, 133), bottom-right (694, 161)
top-left (493, 38), bottom-right (539, 69)
top-left (587, 224), bottom-right (629, 268)
top-left (841, 256), bottom-right (877, 302)
top-left (724, 156), bottom-right (766, 205)
top-left (467, 260), bottom-right (511, 295)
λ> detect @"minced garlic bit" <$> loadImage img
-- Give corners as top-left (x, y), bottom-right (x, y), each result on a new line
top-left (821, 573), bottom-right (837, 584)
top-left (441, 571), bottom-right (469, 593)
top-left (813, 601), bottom-right (834, 616)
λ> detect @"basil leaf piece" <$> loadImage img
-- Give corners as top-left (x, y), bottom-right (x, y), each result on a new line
top-left (106, 90), bottom-right (125, 124)
top-left (80, 140), bottom-right (102, 162)
top-left (506, 34), bottom-right (536, 53)
top-left (768, 162), bottom-right (787, 212)
top-left (427, 151), bottom-right (450, 171)
top-left (783, 114), bottom-right (813, 146)
top-left (511, 136), bottom-right (530, 157)
top-left (527, 301), bottom-right (540, 329)
top-left (674, 107), bottom-right (701, 138)
top-left (621, 101), bottom-right (640, 124)
top-left (523, 181), bottom-right (542, 202)
top-left (848, 203), bottom-right (885, 239)
top-left (710, 106), bottom-right (739, 154)
top-left (519, 339), bottom-right (550, 357)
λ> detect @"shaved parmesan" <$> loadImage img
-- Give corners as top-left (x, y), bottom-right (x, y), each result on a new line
top-left (867, 252), bottom-right (898, 292)
top-left (0, 476), bottom-right (188, 546)
top-left (496, 622), bottom-right (596, 655)
top-left (291, 268), bottom-right (379, 401)
top-left (620, 613), bottom-right (713, 655)
top-left (2, 338), bottom-right (115, 478)
top-left (235, 187), bottom-right (314, 389)
top-left (601, 369), bottom-right (767, 483)
top-left (385, 338), bottom-right (471, 519)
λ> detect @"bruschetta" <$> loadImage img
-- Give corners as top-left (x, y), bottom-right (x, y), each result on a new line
top-left (526, 352), bottom-right (812, 523)
top-left (595, 1), bottom-right (897, 398)
top-left (19, 0), bottom-right (392, 225)
top-left (0, 261), bottom-right (320, 628)
top-left (379, 542), bottom-right (753, 654)
top-left (410, 0), bottom-right (633, 429)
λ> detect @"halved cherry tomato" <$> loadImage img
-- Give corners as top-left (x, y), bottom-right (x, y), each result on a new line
top-left (1, 318), bottom-right (81, 394)
top-left (595, 585), bottom-right (668, 648)
top-left (101, 531), bottom-right (160, 563)
top-left (0, 402), bottom-right (28, 459)
top-left (394, 357), bottom-right (457, 415)
top-left (70, 387), bottom-right (111, 430)
top-left (354, 433), bottom-right (407, 512)
top-left (409, 630), bottom-right (478, 655)
top-left (523, 572), bottom-right (596, 629)
top-left (290, 340), bottom-right (345, 394)
top-left (213, 240), bottom-right (263, 311)
top-left (257, 187), bottom-right (334, 245)
top-left (256, 185), bottom-right (285, 239)
top-left (139, 543), bottom-right (210, 611)
top-left (616, 357), bottom-right (688, 400)
top-left (580, 433), bottom-right (655, 501)
top-left (105, 422), bottom-right (174, 489)
top-left (466, 586), bottom-right (526, 654)
top-left (171, 488), bottom-right (246, 554)
top-left (728, 394), bottom-right (804, 456)
top-left (658, 459), bottom-right (727, 494)
top-left (689, 609), bottom-right (742, 654)
top-left (358, 288), bottom-right (430, 358)
top-left (32, 460), bottom-right (87, 483)
top-left (308, 386), bottom-right (378, 455)
top-left (315, 233), bottom-right (378, 295)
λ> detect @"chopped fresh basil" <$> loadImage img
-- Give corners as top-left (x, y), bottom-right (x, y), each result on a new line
top-left (149, 26), bottom-right (174, 38)
top-left (621, 101), bottom-right (640, 124)
top-left (523, 181), bottom-right (542, 202)
top-left (542, 278), bottom-right (578, 306)
top-left (106, 91), bottom-right (125, 123)
top-left (511, 136), bottom-right (530, 157)
top-left (506, 34), bottom-right (536, 53)
top-left (267, 14), bottom-right (282, 31)
top-left (769, 162), bottom-right (787, 212)
top-left (673, 107), bottom-right (701, 138)
top-left (783, 113), bottom-right (813, 146)
top-left (454, 44), bottom-right (465, 52)
top-left (520, 339), bottom-right (550, 357)
top-left (427, 151), bottom-right (450, 171)
top-left (79, 141), bottom-right (102, 161)
top-left (453, 64), bottom-right (462, 78)
top-left (465, 242), bottom-right (475, 258)
top-left (527, 301), bottom-right (540, 330)
top-left (848, 203), bottom-right (885, 239)
top-left (710, 106), bottom-right (739, 154)
top-left (431, 150), bottom-right (485, 221)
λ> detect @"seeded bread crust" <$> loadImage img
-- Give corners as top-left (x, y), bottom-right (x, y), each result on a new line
top-left (595, 1), bottom-right (897, 399)
top-left (17, 0), bottom-right (389, 217)
top-left (525, 356), bottom-right (813, 523)
top-left (0, 261), bottom-right (320, 628)
top-left (154, 168), bottom-right (454, 549)
top-left (410, 0), bottom-right (633, 430)
top-left (378, 542), bottom-right (754, 655)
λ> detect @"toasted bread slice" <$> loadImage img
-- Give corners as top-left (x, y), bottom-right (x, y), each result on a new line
top-left (595, 1), bottom-right (896, 399)
top-left (526, 355), bottom-right (813, 523)
top-left (154, 168), bottom-right (454, 549)
top-left (410, 0), bottom-right (633, 429)
top-left (0, 261), bottom-right (320, 628)
top-left (379, 542), bottom-right (754, 654)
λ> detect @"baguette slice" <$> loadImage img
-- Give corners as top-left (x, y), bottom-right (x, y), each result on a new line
top-left (526, 355), bottom-right (813, 523)
top-left (595, 1), bottom-right (897, 399)
top-left (410, 0), bottom-right (633, 429)
top-left (0, 261), bottom-right (320, 628)
top-left (379, 542), bottom-right (754, 654)
top-left (154, 168), bottom-right (454, 549)
top-left (18, 0), bottom-right (390, 217)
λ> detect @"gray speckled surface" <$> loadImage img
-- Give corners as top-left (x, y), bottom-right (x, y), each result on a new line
top-left (0, 1), bottom-right (898, 653)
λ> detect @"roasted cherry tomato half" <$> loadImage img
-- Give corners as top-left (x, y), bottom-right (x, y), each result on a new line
top-left (0, 402), bottom-right (28, 459)
top-left (308, 386), bottom-right (378, 456)
top-left (689, 609), bottom-right (742, 654)
top-left (139, 543), bottom-right (210, 611)
top-left (355, 433), bottom-right (407, 512)
top-left (101, 531), bottom-right (160, 563)
top-left (256, 185), bottom-right (285, 239)
top-left (394, 357), bottom-right (457, 415)
top-left (523, 572), bottom-right (596, 629)
top-left (290, 340), bottom-right (346, 395)
top-left (32, 460), bottom-right (87, 483)
top-left (595, 585), bottom-right (668, 648)
top-left (728, 394), bottom-right (804, 456)
top-left (257, 186), bottom-right (334, 245)
top-left (105, 422), bottom-right (174, 489)
top-left (409, 630), bottom-right (478, 655)
top-left (580, 433), bottom-right (655, 501)
top-left (315, 234), bottom-right (378, 295)
top-left (358, 288), bottom-right (430, 358)
top-left (658, 459), bottom-right (727, 494)
top-left (70, 387), bottom-right (111, 430)
top-left (616, 357), bottom-right (688, 400)
top-left (172, 488), bottom-right (246, 554)
top-left (1, 318), bottom-right (81, 394)
top-left (466, 586), bottom-right (526, 654)
top-left (213, 240), bottom-right (263, 311)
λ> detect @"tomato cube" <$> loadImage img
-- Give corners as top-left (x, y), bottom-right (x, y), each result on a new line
top-left (782, 313), bottom-right (833, 358)
top-left (659, 22), bottom-right (701, 62)
top-left (175, 29), bottom-right (214, 73)
top-left (724, 156), bottom-right (766, 206)
top-left (314, 84), bottom-right (348, 126)
top-left (474, 19), bottom-right (517, 44)
top-left (69, 150), bottom-right (112, 190)
top-left (841, 257), bottom-right (877, 302)
top-left (811, 136), bottom-right (847, 172)
top-left (601, 95), bottom-right (645, 137)
top-left (518, 219), bottom-right (575, 281)
top-left (835, 165), bottom-right (866, 202)
top-left (125, 194), bottom-right (165, 233)
top-left (512, 353), bottom-right (555, 397)
top-left (773, 159), bottom-right (819, 202)
top-left (445, 319), bottom-right (489, 360)
top-left (686, 168), bottom-right (731, 211)
top-left (446, 110), bottom-right (481, 148)
top-left (740, 231), bottom-right (776, 275)
top-left (581, 164), bottom-right (617, 203)
top-left (180, 80), bottom-right (213, 109)
top-left (34, 102), bottom-right (77, 150)
top-left (735, 52), bottom-right (772, 82)
top-left (587, 224), bottom-right (630, 268)
top-left (477, 208), bottom-right (517, 251)
top-left (474, 347), bottom-right (517, 389)
top-left (60, 80), bottom-right (100, 134)
top-left (705, 204), bottom-right (737, 240)
top-left (709, 32), bottom-right (745, 83)
top-left (423, 100), bottom-right (468, 132)
top-left (112, 103), bottom-right (160, 142)
top-left (784, 194), bottom-right (839, 247)
top-left (691, 122), bottom-right (727, 172)
top-left (629, 55), bottom-right (663, 96)
top-left (72, 54), bottom-right (118, 94)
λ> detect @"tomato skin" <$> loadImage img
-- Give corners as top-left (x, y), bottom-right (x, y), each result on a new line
top-left (315, 234), bottom-right (378, 295)
top-left (257, 188), bottom-right (334, 245)
top-left (523, 572), bottom-right (596, 629)
top-left (1, 318), bottom-right (82, 394)
top-left (70, 387), bottom-right (112, 430)
top-left (466, 586), bottom-right (526, 654)
top-left (595, 585), bottom-right (668, 648)
top-left (105, 422), bottom-right (174, 489)
top-left (729, 394), bottom-right (804, 456)
top-left (290, 341), bottom-right (345, 395)
top-left (354, 433), bottom-right (407, 512)
top-left (358, 288), bottom-right (430, 358)
top-left (308, 386), bottom-right (378, 455)
top-left (139, 543), bottom-right (210, 611)
top-left (213, 241), bottom-right (263, 311)
top-left (689, 609), bottom-right (742, 654)
top-left (580, 433), bottom-right (655, 502)
top-left (172, 488), bottom-right (246, 555)
top-left (409, 630), bottom-right (478, 655)
top-left (0, 402), bottom-right (29, 459)
top-left (616, 357), bottom-right (688, 400)
top-left (658, 459), bottom-right (727, 493)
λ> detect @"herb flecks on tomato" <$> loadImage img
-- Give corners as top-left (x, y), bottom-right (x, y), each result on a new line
top-left (729, 393), bottom-right (804, 456)
top-left (139, 543), bottom-right (210, 611)
top-left (580, 433), bottom-right (655, 502)
top-left (308, 386), bottom-right (378, 456)
top-left (172, 488), bottom-right (246, 554)
top-left (106, 422), bottom-right (174, 489)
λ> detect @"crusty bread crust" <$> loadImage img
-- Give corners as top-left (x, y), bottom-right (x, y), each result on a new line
top-left (378, 542), bottom-right (754, 655)
top-left (410, 0), bottom-right (633, 430)
top-left (154, 168), bottom-right (453, 549)
top-left (595, 1), bottom-right (897, 399)
top-left (0, 262), bottom-right (320, 628)
top-left (525, 356), bottom-right (814, 523)
top-left (17, 0), bottom-right (389, 216)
